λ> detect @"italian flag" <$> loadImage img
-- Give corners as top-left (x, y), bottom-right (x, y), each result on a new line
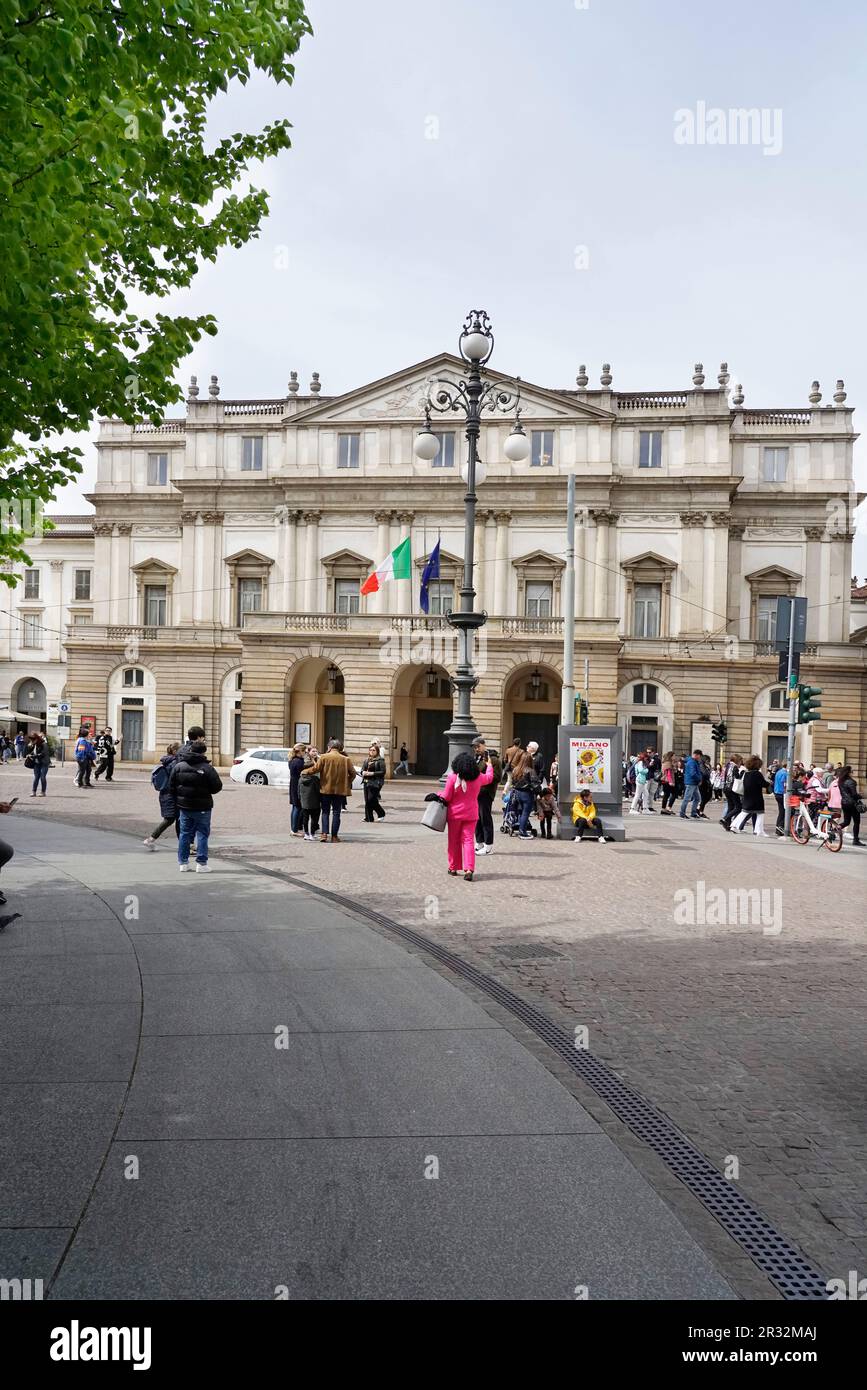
top-left (360, 535), bottom-right (412, 596)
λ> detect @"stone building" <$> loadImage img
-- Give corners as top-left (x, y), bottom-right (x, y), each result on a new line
top-left (63, 357), bottom-right (866, 773)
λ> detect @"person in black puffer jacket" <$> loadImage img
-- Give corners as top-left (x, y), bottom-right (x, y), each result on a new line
top-left (361, 743), bottom-right (386, 823)
top-left (837, 765), bottom-right (863, 845)
top-left (731, 756), bottom-right (771, 837)
top-left (167, 728), bottom-right (223, 872)
top-left (143, 742), bottom-right (181, 849)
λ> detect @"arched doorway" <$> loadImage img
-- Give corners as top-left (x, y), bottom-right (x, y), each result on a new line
top-left (617, 678), bottom-right (674, 756)
top-left (285, 657), bottom-right (345, 751)
top-left (108, 664), bottom-right (157, 762)
top-left (392, 664), bottom-right (453, 776)
top-left (10, 676), bottom-right (47, 732)
top-left (502, 664), bottom-right (562, 771)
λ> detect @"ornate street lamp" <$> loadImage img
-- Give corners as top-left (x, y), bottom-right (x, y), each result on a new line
top-left (413, 309), bottom-right (529, 772)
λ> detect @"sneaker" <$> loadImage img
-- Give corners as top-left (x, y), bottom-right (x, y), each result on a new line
top-left (179, 863), bottom-right (190, 872)
top-left (143, 837), bottom-right (156, 851)
top-left (303, 833), bottom-right (315, 842)
top-left (475, 844), bottom-right (487, 855)
top-left (320, 834), bottom-right (329, 843)
top-left (628, 810), bottom-right (641, 816)
top-left (195, 863), bottom-right (211, 873)
top-left (464, 871), bottom-right (474, 881)
top-left (331, 834), bottom-right (341, 843)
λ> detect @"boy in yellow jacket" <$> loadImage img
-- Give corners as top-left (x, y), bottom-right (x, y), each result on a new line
top-left (571, 786), bottom-right (609, 842)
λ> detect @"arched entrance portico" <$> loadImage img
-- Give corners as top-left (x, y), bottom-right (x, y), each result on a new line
top-left (285, 657), bottom-right (345, 750)
top-left (502, 664), bottom-right (562, 770)
top-left (9, 676), bottom-right (47, 732)
top-left (392, 664), bottom-right (453, 776)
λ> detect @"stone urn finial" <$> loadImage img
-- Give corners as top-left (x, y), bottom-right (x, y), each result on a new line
top-left (833, 379), bottom-right (847, 404)
top-left (809, 380), bottom-right (822, 405)
top-left (187, 375), bottom-right (199, 399)
top-left (208, 374), bottom-right (220, 398)
top-left (309, 371), bottom-right (321, 394)
top-left (600, 363), bottom-right (612, 387)
top-left (576, 364), bottom-right (589, 388)
top-left (287, 371), bottom-right (299, 395)
top-left (718, 362), bottom-right (730, 388)
top-left (732, 383), bottom-right (744, 407)
top-left (693, 363), bottom-right (705, 386)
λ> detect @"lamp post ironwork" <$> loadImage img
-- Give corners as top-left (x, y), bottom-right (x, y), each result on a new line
top-left (413, 310), bottom-right (529, 772)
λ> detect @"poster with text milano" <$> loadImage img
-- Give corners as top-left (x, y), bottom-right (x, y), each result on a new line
top-left (570, 738), bottom-right (612, 793)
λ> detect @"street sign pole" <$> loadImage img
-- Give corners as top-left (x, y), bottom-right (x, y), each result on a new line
top-left (561, 472), bottom-right (576, 725)
top-left (782, 598), bottom-right (799, 839)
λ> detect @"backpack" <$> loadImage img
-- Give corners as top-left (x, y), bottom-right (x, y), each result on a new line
top-left (151, 762), bottom-right (170, 793)
top-left (75, 738), bottom-right (90, 762)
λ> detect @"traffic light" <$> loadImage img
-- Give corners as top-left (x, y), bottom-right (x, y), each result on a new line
top-left (574, 696), bottom-right (589, 725)
top-left (797, 685), bottom-right (823, 724)
top-left (711, 721), bottom-right (727, 744)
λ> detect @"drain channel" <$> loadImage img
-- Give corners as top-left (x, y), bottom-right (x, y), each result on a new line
top-left (224, 854), bottom-right (830, 1301)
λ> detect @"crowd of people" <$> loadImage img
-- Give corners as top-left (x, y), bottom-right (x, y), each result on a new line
top-left (621, 749), bottom-right (863, 844)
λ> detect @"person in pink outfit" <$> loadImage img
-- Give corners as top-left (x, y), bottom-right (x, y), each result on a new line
top-left (442, 749), bottom-right (494, 881)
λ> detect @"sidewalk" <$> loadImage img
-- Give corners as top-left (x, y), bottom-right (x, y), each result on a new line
top-left (0, 817), bottom-right (734, 1300)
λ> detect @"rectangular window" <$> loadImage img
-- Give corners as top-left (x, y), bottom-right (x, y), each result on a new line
top-left (531, 430), bottom-right (554, 467)
top-left (22, 614), bottom-right (43, 647)
top-left (769, 687), bottom-right (786, 709)
top-left (237, 577), bottom-right (263, 619)
top-left (428, 581), bottom-right (454, 615)
top-left (144, 584), bottom-right (167, 626)
top-left (123, 668), bottom-right (145, 687)
top-left (633, 683), bottom-right (658, 705)
top-left (334, 578), bottom-right (360, 614)
top-left (74, 569), bottom-right (92, 600)
top-left (337, 433), bottom-right (360, 469)
top-left (633, 583), bottom-right (661, 637)
top-left (147, 452), bottom-right (168, 485)
top-left (757, 595), bottom-right (779, 642)
top-left (525, 580), bottom-right (553, 617)
top-left (762, 446), bottom-right (788, 483)
top-left (24, 568), bottom-right (40, 599)
top-left (73, 611), bottom-right (93, 625)
top-left (639, 431), bottom-right (662, 468)
top-left (431, 432), bottom-right (455, 469)
top-left (241, 436), bottom-right (264, 471)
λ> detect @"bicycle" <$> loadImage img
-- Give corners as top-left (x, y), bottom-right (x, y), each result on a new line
top-left (788, 795), bottom-right (843, 852)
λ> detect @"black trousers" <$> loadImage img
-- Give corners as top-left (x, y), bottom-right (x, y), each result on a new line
top-left (95, 754), bottom-right (115, 781)
top-left (0, 838), bottom-right (13, 872)
top-left (301, 808), bottom-right (321, 835)
top-left (363, 784), bottom-right (385, 821)
top-left (539, 812), bottom-right (555, 838)
top-left (661, 783), bottom-right (676, 810)
top-left (775, 793), bottom-right (785, 830)
top-left (152, 815), bottom-right (180, 840)
top-left (722, 790), bottom-right (742, 825)
top-left (475, 795), bottom-right (494, 846)
top-left (575, 817), bottom-right (604, 839)
top-left (75, 760), bottom-right (93, 786)
top-left (841, 807), bottom-right (862, 841)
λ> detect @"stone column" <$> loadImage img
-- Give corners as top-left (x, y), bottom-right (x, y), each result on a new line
top-left (678, 511), bottom-right (706, 635)
top-left (818, 531), bottom-right (832, 642)
top-left (279, 508), bottom-right (297, 613)
top-left (303, 511), bottom-right (321, 612)
top-left (49, 559), bottom-right (65, 662)
top-left (193, 513), bottom-right (205, 623)
top-left (727, 523), bottom-right (745, 645)
top-left (484, 512), bottom-right (496, 612)
top-left (372, 511), bottom-right (392, 615)
top-left (396, 511), bottom-right (414, 615)
top-left (179, 512), bottom-right (197, 623)
top-left (493, 511), bottom-right (511, 615)
top-left (592, 510), bottom-right (612, 617)
top-left (201, 511), bottom-right (224, 625)
top-left (574, 509), bottom-right (587, 618)
top-left (474, 509), bottom-right (488, 611)
top-left (113, 524), bottom-right (132, 626)
top-left (804, 526), bottom-right (824, 642)
top-left (710, 513), bottom-right (730, 638)
top-left (702, 513), bottom-right (715, 630)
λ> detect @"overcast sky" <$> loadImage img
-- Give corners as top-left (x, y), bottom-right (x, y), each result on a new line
top-left (54, 0), bottom-right (867, 576)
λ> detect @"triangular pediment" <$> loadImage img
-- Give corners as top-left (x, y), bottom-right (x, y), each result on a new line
top-left (130, 556), bottom-right (177, 575)
top-left (621, 550), bottom-right (677, 571)
top-left (512, 548), bottom-right (566, 570)
top-left (224, 547), bottom-right (273, 567)
top-left (744, 564), bottom-right (802, 584)
top-left (413, 548), bottom-right (463, 570)
top-left (321, 548), bottom-right (374, 570)
top-left (289, 353), bottom-right (615, 426)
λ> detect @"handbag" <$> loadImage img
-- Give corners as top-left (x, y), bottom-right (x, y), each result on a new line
top-left (24, 754), bottom-right (34, 769)
top-left (421, 797), bottom-right (448, 832)
top-left (856, 797), bottom-right (867, 815)
top-left (732, 774), bottom-right (745, 796)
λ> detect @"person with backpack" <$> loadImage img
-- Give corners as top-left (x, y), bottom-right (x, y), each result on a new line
top-left (510, 750), bottom-right (541, 839)
top-left (679, 749), bottom-right (704, 819)
top-left (167, 726), bottom-right (223, 872)
top-left (73, 728), bottom-right (96, 788)
top-left (143, 743), bottom-right (181, 849)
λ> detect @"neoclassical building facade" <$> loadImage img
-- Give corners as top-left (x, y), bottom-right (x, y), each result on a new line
top-left (62, 355), bottom-right (866, 773)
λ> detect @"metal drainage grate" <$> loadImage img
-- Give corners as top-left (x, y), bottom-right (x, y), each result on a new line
top-left (496, 944), bottom-right (564, 961)
top-left (229, 855), bottom-right (830, 1302)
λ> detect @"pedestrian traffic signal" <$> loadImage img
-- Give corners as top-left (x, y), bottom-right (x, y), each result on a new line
top-left (711, 721), bottom-right (727, 743)
top-left (797, 685), bottom-right (823, 724)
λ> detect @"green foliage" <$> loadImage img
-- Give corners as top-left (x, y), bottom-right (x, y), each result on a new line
top-left (0, 0), bottom-right (311, 571)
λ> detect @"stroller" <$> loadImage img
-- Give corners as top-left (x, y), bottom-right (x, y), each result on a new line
top-left (499, 787), bottom-right (521, 836)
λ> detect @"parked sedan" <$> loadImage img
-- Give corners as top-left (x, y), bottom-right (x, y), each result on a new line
top-left (229, 748), bottom-right (292, 786)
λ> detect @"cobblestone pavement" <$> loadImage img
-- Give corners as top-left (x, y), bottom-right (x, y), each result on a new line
top-left (10, 763), bottom-right (867, 1292)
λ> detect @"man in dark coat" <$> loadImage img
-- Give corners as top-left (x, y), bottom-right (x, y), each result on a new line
top-left (93, 727), bottom-right (119, 781)
top-left (167, 727), bottom-right (222, 872)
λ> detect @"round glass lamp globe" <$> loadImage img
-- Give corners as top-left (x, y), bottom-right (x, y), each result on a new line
top-left (460, 458), bottom-right (487, 488)
top-left (504, 428), bottom-right (530, 461)
top-left (413, 429), bottom-right (441, 461)
top-left (460, 330), bottom-right (492, 362)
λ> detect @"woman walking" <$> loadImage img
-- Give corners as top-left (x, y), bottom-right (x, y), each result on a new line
top-left (837, 765), bottom-right (863, 845)
top-left (361, 743), bottom-right (386, 822)
top-left (732, 756), bottom-right (771, 837)
top-left (659, 751), bottom-right (677, 814)
top-left (721, 754), bottom-right (744, 830)
top-left (288, 743), bottom-right (306, 836)
top-left (299, 751), bottom-right (321, 840)
top-left (509, 750), bottom-right (541, 839)
top-left (143, 743), bottom-right (181, 848)
top-left (27, 732), bottom-right (50, 797)
top-left (442, 749), bottom-right (494, 881)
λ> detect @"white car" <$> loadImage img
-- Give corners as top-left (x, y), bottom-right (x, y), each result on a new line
top-left (230, 747), bottom-right (293, 786)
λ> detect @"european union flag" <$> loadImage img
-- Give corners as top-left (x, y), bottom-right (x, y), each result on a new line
top-left (419, 540), bottom-right (441, 614)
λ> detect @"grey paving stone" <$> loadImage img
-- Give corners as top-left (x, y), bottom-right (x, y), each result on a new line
top-left (0, 953), bottom-right (141, 1007)
top-left (52, 1136), bottom-right (735, 1301)
top-left (0, 1083), bottom-right (127, 1225)
top-left (0, 1228), bottom-right (70, 1288)
top-left (142, 965), bottom-right (494, 1036)
top-left (118, 1029), bottom-right (598, 1140)
top-left (0, 1002), bottom-right (139, 1083)
top-left (133, 924), bottom-right (423, 976)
